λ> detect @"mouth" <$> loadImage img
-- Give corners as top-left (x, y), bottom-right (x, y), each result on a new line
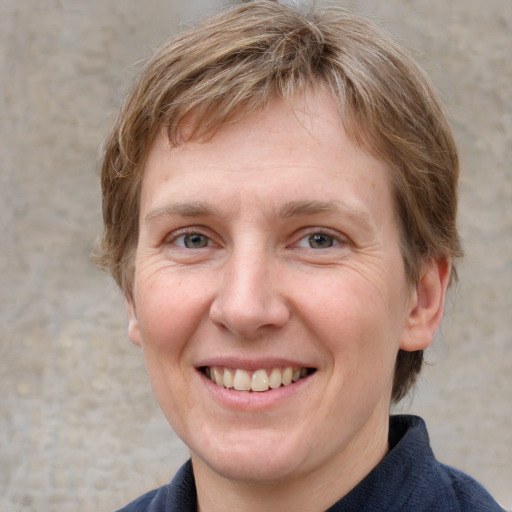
top-left (200, 366), bottom-right (316, 392)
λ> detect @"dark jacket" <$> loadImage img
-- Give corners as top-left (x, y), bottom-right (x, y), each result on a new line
top-left (116, 415), bottom-right (505, 511)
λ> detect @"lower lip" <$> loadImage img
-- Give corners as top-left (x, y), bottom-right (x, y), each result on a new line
top-left (198, 370), bottom-right (315, 411)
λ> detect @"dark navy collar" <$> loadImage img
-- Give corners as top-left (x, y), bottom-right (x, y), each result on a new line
top-left (327, 415), bottom-right (434, 511)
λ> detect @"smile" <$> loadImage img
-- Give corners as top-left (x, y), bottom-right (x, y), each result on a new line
top-left (202, 366), bottom-right (316, 392)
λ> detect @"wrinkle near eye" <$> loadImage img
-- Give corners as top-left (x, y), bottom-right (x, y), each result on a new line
top-left (345, 247), bottom-right (408, 302)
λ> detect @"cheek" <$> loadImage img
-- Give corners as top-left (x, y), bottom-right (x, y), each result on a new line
top-left (297, 271), bottom-right (405, 364)
top-left (134, 277), bottom-right (208, 424)
top-left (135, 273), bottom-right (210, 354)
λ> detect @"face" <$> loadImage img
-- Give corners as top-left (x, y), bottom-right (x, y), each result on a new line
top-left (127, 91), bottom-right (432, 489)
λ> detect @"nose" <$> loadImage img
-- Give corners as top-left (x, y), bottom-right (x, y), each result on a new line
top-left (209, 250), bottom-right (290, 338)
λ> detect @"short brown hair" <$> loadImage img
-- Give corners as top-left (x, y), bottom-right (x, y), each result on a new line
top-left (97, 0), bottom-right (463, 402)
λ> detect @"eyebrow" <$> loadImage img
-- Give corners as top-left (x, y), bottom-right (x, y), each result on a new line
top-left (144, 201), bottom-right (223, 222)
top-left (276, 200), bottom-right (347, 219)
top-left (144, 199), bottom-right (373, 230)
top-left (275, 199), bottom-right (373, 230)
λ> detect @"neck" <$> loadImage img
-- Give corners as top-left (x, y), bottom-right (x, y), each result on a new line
top-left (192, 417), bottom-right (390, 512)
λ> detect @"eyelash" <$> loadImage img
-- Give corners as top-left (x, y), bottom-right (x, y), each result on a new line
top-left (293, 231), bottom-right (344, 250)
top-left (166, 228), bottom-right (347, 251)
top-left (167, 229), bottom-right (218, 249)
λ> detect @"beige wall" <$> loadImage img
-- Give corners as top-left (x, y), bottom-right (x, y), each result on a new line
top-left (1, 1), bottom-right (510, 510)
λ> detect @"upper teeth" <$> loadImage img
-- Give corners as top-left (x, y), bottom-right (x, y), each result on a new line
top-left (206, 367), bottom-right (309, 392)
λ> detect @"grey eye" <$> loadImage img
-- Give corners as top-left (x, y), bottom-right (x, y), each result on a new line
top-left (308, 233), bottom-right (335, 249)
top-left (178, 233), bottom-right (210, 248)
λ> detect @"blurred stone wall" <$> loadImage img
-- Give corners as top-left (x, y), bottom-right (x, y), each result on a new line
top-left (1, 0), bottom-right (510, 510)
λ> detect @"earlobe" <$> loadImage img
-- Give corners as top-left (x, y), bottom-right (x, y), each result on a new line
top-left (400, 257), bottom-right (451, 352)
top-left (126, 296), bottom-right (142, 347)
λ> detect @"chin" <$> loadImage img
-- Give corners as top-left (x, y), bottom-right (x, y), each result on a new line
top-left (191, 430), bottom-right (312, 485)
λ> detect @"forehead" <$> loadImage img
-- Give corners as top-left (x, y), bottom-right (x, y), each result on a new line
top-left (140, 90), bottom-right (394, 226)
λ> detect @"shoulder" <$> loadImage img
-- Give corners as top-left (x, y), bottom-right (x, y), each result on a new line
top-left (114, 486), bottom-right (167, 512)
top-left (114, 460), bottom-right (197, 512)
top-left (390, 416), bottom-right (505, 511)
top-left (433, 463), bottom-right (507, 512)
top-left (345, 415), bottom-right (506, 512)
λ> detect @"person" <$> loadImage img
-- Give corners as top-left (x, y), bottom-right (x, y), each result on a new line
top-left (96, 1), bottom-right (505, 510)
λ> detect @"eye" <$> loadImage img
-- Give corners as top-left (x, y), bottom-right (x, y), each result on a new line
top-left (174, 233), bottom-right (213, 249)
top-left (296, 232), bottom-right (339, 249)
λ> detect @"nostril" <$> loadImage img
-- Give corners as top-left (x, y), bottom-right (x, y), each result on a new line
top-left (209, 301), bottom-right (291, 338)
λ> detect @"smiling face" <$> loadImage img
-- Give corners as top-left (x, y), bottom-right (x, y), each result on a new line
top-left (126, 90), bottom-right (441, 501)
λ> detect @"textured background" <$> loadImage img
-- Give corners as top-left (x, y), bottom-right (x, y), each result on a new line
top-left (1, 1), bottom-right (511, 510)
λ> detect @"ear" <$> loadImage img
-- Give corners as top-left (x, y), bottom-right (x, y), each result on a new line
top-left (400, 257), bottom-right (451, 352)
top-left (125, 296), bottom-right (142, 347)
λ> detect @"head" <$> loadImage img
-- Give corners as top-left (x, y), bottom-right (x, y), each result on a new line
top-left (97, 1), bottom-right (462, 403)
